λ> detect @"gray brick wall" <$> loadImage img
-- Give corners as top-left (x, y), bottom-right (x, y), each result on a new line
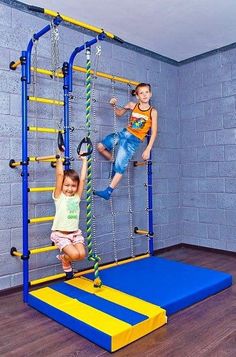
top-left (179, 50), bottom-right (236, 252)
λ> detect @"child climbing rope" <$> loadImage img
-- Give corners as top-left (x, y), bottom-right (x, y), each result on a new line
top-left (94, 83), bottom-right (158, 200)
top-left (50, 151), bottom-right (87, 279)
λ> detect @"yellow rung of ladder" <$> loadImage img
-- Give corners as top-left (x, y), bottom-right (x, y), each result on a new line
top-left (30, 253), bottom-right (150, 286)
top-left (134, 227), bottom-right (153, 236)
top-left (28, 96), bottom-right (63, 106)
top-left (28, 187), bottom-right (55, 192)
top-left (28, 126), bottom-right (64, 134)
top-left (28, 216), bottom-right (54, 224)
top-left (31, 66), bottom-right (63, 78)
top-left (73, 65), bottom-right (139, 86)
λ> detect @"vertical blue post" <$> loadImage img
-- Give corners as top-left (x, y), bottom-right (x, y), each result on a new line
top-left (63, 62), bottom-right (70, 170)
top-left (147, 133), bottom-right (154, 255)
top-left (21, 51), bottom-right (29, 302)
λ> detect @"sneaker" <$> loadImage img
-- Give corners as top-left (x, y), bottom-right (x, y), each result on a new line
top-left (56, 254), bottom-right (72, 272)
top-left (65, 271), bottom-right (74, 280)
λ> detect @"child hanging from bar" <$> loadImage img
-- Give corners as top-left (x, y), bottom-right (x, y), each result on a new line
top-left (94, 83), bottom-right (158, 200)
top-left (50, 151), bottom-right (87, 279)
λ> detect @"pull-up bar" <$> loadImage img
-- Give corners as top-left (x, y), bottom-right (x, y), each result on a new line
top-left (27, 5), bottom-right (124, 43)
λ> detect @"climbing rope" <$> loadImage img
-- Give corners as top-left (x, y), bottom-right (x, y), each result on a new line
top-left (85, 46), bottom-right (102, 288)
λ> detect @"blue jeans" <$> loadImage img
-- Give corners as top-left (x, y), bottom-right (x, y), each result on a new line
top-left (101, 129), bottom-right (141, 174)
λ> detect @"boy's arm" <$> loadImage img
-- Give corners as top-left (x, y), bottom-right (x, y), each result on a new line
top-left (54, 153), bottom-right (64, 198)
top-left (142, 108), bottom-right (158, 161)
top-left (110, 98), bottom-right (135, 117)
top-left (77, 156), bottom-right (87, 198)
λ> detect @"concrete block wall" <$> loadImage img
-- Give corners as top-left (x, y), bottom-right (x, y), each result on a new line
top-left (0, 2), bottom-right (180, 289)
top-left (179, 50), bottom-right (236, 252)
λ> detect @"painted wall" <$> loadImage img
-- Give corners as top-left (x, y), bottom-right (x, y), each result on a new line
top-left (179, 50), bottom-right (236, 252)
top-left (0, 2), bottom-right (180, 289)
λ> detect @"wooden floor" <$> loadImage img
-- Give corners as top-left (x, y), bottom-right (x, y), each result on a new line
top-left (0, 246), bottom-right (235, 357)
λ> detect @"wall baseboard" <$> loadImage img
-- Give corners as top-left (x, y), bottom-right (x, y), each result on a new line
top-left (155, 243), bottom-right (236, 256)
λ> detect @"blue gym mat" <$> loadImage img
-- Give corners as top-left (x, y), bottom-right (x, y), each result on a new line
top-left (85, 256), bottom-right (232, 315)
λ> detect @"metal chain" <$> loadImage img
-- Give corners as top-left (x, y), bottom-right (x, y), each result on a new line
top-left (126, 83), bottom-right (135, 257)
top-left (110, 79), bottom-right (118, 262)
top-left (50, 22), bottom-right (62, 155)
top-left (145, 163), bottom-right (150, 253)
top-left (90, 44), bottom-right (102, 255)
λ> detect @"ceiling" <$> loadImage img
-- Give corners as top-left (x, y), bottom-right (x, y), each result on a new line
top-left (19, 0), bottom-right (236, 61)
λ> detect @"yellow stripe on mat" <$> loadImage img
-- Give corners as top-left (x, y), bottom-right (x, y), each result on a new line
top-left (67, 277), bottom-right (164, 318)
top-left (30, 287), bottom-right (130, 335)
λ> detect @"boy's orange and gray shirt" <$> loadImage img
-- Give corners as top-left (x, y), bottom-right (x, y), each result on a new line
top-left (127, 103), bottom-right (153, 141)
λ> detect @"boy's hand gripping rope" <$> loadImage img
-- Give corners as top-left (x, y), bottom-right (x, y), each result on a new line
top-left (85, 47), bottom-right (102, 288)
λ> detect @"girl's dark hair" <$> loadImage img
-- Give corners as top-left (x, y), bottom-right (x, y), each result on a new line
top-left (131, 83), bottom-right (152, 96)
top-left (63, 169), bottom-right (80, 184)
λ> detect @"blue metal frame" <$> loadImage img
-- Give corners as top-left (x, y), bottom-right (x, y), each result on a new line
top-left (21, 16), bottom-right (62, 303)
top-left (63, 33), bottom-right (106, 168)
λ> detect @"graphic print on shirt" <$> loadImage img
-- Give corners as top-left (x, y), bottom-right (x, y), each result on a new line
top-left (67, 198), bottom-right (79, 219)
top-left (129, 112), bottom-right (148, 129)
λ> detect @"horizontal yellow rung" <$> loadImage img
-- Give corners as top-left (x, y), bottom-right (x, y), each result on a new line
top-left (32, 155), bottom-right (60, 162)
top-left (11, 245), bottom-right (57, 257)
top-left (31, 66), bottom-right (63, 78)
top-left (28, 65), bottom-right (139, 86)
top-left (28, 186), bottom-right (55, 192)
top-left (135, 230), bottom-right (148, 235)
top-left (73, 65), bottom-right (139, 86)
top-left (28, 126), bottom-right (64, 134)
top-left (10, 59), bottom-right (21, 69)
top-left (30, 245), bottom-right (57, 254)
top-left (29, 216), bottom-right (54, 224)
top-left (28, 96), bottom-right (64, 106)
top-left (133, 161), bottom-right (148, 167)
top-left (9, 160), bottom-right (21, 168)
top-left (11, 250), bottom-right (22, 257)
top-left (30, 253), bottom-right (150, 286)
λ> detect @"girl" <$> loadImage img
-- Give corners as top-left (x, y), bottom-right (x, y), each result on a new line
top-left (94, 83), bottom-right (158, 200)
top-left (50, 153), bottom-right (87, 279)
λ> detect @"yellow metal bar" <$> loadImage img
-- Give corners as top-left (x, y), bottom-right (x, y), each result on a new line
top-left (73, 65), bottom-right (139, 86)
top-left (29, 216), bottom-right (54, 224)
top-left (28, 126), bottom-right (63, 133)
top-left (44, 9), bottom-right (115, 39)
top-left (29, 186), bottom-right (54, 192)
top-left (31, 66), bottom-right (63, 78)
top-left (9, 160), bottom-right (21, 168)
top-left (29, 65), bottom-right (139, 86)
top-left (28, 96), bottom-right (64, 106)
top-left (10, 59), bottom-right (21, 69)
top-left (30, 246), bottom-right (57, 254)
top-left (29, 156), bottom-right (60, 163)
top-left (30, 272), bottom-right (66, 286)
top-left (35, 155), bottom-right (59, 161)
top-left (135, 229), bottom-right (149, 235)
top-left (30, 253), bottom-right (150, 286)
top-left (133, 161), bottom-right (148, 167)
top-left (12, 245), bottom-right (57, 257)
top-left (11, 250), bottom-right (22, 257)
